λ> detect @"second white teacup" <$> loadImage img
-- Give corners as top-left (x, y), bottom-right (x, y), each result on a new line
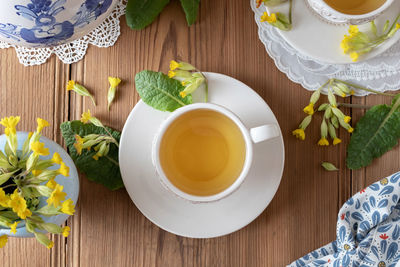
top-left (307, 0), bottom-right (393, 25)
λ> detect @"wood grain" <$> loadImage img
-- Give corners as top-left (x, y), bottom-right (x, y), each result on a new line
top-left (2, 0), bottom-right (400, 266)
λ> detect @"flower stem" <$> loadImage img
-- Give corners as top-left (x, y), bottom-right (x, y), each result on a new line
top-left (387, 14), bottom-right (400, 34)
top-left (90, 96), bottom-right (96, 106)
top-left (333, 79), bottom-right (396, 97)
top-left (289, 0), bottom-right (293, 24)
top-left (196, 69), bottom-right (208, 103)
top-left (105, 155), bottom-right (119, 166)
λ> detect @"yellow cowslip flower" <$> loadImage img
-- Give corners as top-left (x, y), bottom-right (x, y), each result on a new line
top-left (292, 128), bottom-right (305, 140)
top-left (58, 162), bottom-right (69, 177)
top-left (46, 178), bottom-right (57, 190)
top-left (28, 132), bottom-right (33, 139)
top-left (168, 70), bottom-right (176, 78)
top-left (32, 169), bottom-right (42, 176)
top-left (340, 36), bottom-right (351, 53)
top-left (169, 61), bottom-right (195, 71)
top-left (348, 25), bottom-right (359, 36)
top-left (261, 12), bottom-right (277, 23)
top-left (47, 184), bottom-right (66, 207)
top-left (31, 141), bottom-right (50, 157)
top-left (170, 60), bottom-right (180, 71)
top-left (80, 110), bottom-right (92, 124)
top-left (107, 77), bottom-right (122, 111)
top-left (344, 116), bottom-right (351, 123)
top-left (47, 241), bottom-right (54, 249)
top-left (348, 127), bottom-right (354, 133)
top-left (51, 152), bottom-right (63, 165)
top-left (67, 81), bottom-right (96, 106)
top-left (350, 52), bottom-right (359, 62)
top-left (333, 138), bottom-right (342, 145)
top-left (92, 154), bottom-right (100, 161)
top-left (397, 23), bottom-right (400, 30)
top-left (62, 226), bottom-right (70, 237)
top-left (19, 209), bottom-right (32, 220)
top-left (0, 235), bottom-right (7, 248)
top-left (108, 77), bottom-right (121, 88)
top-left (36, 118), bottom-right (49, 133)
top-left (350, 90), bottom-right (355, 95)
top-left (318, 138), bottom-right (329, 146)
top-left (0, 116), bottom-right (20, 136)
top-left (9, 221), bottom-right (19, 234)
top-left (0, 188), bottom-right (9, 207)
top-left (61, 199), bottom-right (75, 215)
top-left (66, 80), bottom-right (75, 91)
top-left (8, 190), bottom-right (26, 213)
top-left (303, 103), bottom-right (314, 115)
top-left (180, 91), bottom-right (187, 98)
top-left (74, 135), bottom-right (83, 155)
top-left (8, 191), bottom-right (31, 219)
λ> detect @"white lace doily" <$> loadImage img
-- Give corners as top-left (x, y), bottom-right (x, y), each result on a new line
top-left (0, 0), bottom-right (126, 66)
top-left (251, 0), bottom-right (400, 96)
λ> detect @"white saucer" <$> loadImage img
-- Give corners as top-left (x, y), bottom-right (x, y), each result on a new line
top-left (119, 73), bottom-right (285, 238)
top-left (266, 0), bottom-right (400, 64)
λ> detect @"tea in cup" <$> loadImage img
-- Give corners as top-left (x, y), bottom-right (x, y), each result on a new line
top-left (307, 0), bottom-right (393, 24)
top-left (152, 103), bottom-right (280, 203)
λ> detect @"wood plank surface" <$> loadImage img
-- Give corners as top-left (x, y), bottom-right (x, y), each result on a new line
top-left (2, 0), bottom-right (400, 266)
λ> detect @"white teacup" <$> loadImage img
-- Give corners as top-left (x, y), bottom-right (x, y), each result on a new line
top-left (307, 0), bottom-right (394, 25)
top-left (152, 103), bottom-right (280, 203)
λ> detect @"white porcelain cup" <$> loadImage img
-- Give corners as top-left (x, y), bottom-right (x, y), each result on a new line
top-left (152, 103), bottom-right (280, 203)
top-left (307, 0), bottom-right (394, 25)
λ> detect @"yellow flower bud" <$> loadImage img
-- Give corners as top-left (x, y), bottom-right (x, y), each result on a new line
top-left (333, 137), bottom-right (342, 145)
top-left (80, 110), bottom-right (92, 124)
top-left (344, 116), bottom-right (351, 123)
top-left (303, 103), bottom-right (314, 115)
top-left (292, 128), bottom-right (305, 140)
top-left (318, 138), bottom-right (329, 146)
top-left (0, 235), bottom-right (8, 248)
top-left (168, 70), bottom-right (176, 78)
top-left (62, 226), bottom-right (71, 237)
top-left (350, 52), bottom-right (359, 62)
top-left (36, 118), bottom-right (49, 133)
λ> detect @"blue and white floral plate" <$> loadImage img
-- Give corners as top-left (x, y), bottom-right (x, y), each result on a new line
top-left (0, 0), bottom-right (118, 47)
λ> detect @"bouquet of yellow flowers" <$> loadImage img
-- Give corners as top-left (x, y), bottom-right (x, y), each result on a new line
top-left (0, 116), bottom-right (75, 249)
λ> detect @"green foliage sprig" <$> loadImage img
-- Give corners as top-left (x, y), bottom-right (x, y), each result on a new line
top-left (292, 79), bottom-right (400, 170)
top-left (135, 60), bottom-right (207, 112)
top-left (61, 111), bottom-right (123, 190)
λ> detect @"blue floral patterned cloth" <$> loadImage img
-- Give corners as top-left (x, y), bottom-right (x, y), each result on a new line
top-left (289, 172), bottom-right (400, 267)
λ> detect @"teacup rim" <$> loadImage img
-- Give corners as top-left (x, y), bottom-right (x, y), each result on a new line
top-left (315, 0), bottom-right (394, 20)
top-left (152, 103), bottom-right (253, 203)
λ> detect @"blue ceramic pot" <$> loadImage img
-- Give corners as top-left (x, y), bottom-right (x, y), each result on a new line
top-left (0, 0), bottom-right (118, 47)
top-left (0, 132), bottom-right (79, 237)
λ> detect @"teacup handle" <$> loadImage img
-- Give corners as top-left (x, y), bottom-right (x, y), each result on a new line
top-left (249, 124), bottom-right (280, 143)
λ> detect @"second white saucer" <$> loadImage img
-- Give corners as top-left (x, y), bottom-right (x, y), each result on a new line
top-left (266, 0), bottom-right (400, 64)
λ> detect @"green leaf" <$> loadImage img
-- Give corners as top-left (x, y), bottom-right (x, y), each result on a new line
top-left (135, 70), bottom-right (192, 112)
top-left (321, 162), bottom-right (339, 171)
top-left (125, 0), bottom-right (170, 30)
top-left (60, 121), bottom-right (123, 190)
top-left (180, 0), bottom-right (200, 26)
top-left (346, 98), bottom-right (400, 169)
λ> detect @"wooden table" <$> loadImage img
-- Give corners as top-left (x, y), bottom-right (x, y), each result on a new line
top-left (2, 1), bottom-right (399, 266)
